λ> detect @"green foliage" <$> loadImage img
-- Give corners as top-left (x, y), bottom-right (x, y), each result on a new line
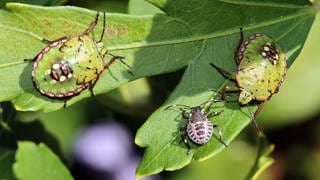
top-left (168, 139), bottom-right (272, 180)
top-left (13, 141), bottom-right (73, 180)
top-left (246, 134), bottom-right (274, 179)
top-left (0, 3), bottom-right (196, 111)
top-left (0, 104), bottom-right (15, 179)
top-left (0, 149), bottom-right (15, 179)
top-left (135, 0), bottom-right (316, 178)
top-left (260, 13), bottom-right (320, 128)
top-left (0, 0), bottom-right (318, 179)
top-left (0, 0), bottom-right (66, 8)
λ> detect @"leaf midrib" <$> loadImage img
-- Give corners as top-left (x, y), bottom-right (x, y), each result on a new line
top-left (0, 6), bottom-right (313, 70)
top-left (109, 8), bottom-right (312, 50)
top-left (218, 0), bottom-right (310, 9)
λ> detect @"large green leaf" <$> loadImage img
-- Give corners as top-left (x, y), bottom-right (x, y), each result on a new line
top-left (0, 3), bottom-right (191, 111)
top-left (166, 138), bottom-right (273, 180)
top-left (245, 134), bottom-right (274, 180)
top-left (134, 0), bottom-right (317, 178)
top-left (0, 148), bottom-right (15, 179)
top-left (13, 141), bottom-right (73, 180)
top-left (0, 1), bottom-right (318, 178)
top-left (0, 104), bottom-right (15, 180)
top-left (0, 0), bottom-right (66, 8)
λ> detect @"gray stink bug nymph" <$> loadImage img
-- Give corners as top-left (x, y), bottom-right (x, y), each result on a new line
top-left (210, 28), bottom-right (286, 134)
top-left (25, 12), bottom-right (132, 107)
top-left (166, 100), bottom-right (227, 153)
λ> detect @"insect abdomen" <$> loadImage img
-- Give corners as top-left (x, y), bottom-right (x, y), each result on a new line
top-left (187, 120), bottom-right (213, 145)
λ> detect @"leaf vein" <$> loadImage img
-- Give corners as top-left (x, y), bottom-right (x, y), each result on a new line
top-left (218, 0), bottom-right (309, 9)
top-left (108, 9), bottom-right (311, 51)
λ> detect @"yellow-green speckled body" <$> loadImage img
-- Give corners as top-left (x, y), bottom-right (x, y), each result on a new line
top-left (236, 34), bottom-right (286, 104)
top-left (32, 34), bottom-right (105, 98)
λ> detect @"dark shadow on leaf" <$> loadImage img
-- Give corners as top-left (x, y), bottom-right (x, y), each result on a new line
top-left (0, 120), bottom-right (63, 157)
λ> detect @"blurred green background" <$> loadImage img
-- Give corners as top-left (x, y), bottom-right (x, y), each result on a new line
top-left (2, 0), bottom-right (319, 179)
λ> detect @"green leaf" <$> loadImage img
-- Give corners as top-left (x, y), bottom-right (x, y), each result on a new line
top-left (0, 1), bottom-right (318, 178)
top-left (246, 134), bottom-right (274, 180)
top-left (36, 101), bottom-right (90, 155)
top-left (68, 0), bottom-right (128, 13)
top-left (0, 104), bottom-right (15, 179)
top-left (260, 13), bottom-right (320, 128)
top-left (135, 0), bottom-right (317, 178)
top-left (0, 3), bottom-right (193, 111)
top-left (0, 148), bottom-right (15, 179)
top-left (128, 0), bottom-right (164, 15)
top-left (13, 141), bottom-right (73, 180)
top-left (1, 102), bottom-right (17, 125)
top-left (0, 0), bottom-right (66, 8)
top-left (167, 139), bottom-right (270, 180)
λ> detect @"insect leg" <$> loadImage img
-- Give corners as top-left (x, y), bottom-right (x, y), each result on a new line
top-left (63, 99), bottom-right (68, 108)
top-left (210, 63), bottom-right (236, 80)
top-left (179, 125), bottom-right (191, 154)
top-left (234, 27), bottom-right (244, 64)
top-left (254, 101), bottom-right (266, 119)
top-left (212, 124), bottom-right (228, 147)
top-left (179, 108), bottom-right (191, 119)
top-left (98, 12), bottom-right (106, 42)
top-left (41, 39), bottom-right (51, 44)
top-left (246, 104), bottom-right (263, 135)
top-left (206, 109), bottom-right (223, 118)
top-left (88, 84), bottom-right (95, 97)
top-left (84, 12), bottom-right (99, 35)
top-left (104, 53), bottom-right (133, 75)
top-left (88, 76), bottom-right (101, 97)
top-left (199, 98), bottom-right (222, 113)
top-left (165, 104), bottom-right (192, 110)
top-left (24, 58), bottom-right (34, 62)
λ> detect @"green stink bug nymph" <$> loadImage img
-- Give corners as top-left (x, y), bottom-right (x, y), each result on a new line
top-left (210, 28), bottom-right (286, 134)
top-left (26, 12), bottom-right (131, 107)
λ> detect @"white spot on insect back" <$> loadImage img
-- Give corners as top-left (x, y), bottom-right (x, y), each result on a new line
top-left (67, 73), bottom-right (73, 79)
top-left (50, 80), bottom-right (57, 84)
top-left (68, 57), bottom-right (77, 65)
top-left (263, 46), bottom-right (270, 52)
top-left (52, 63), bottom-right (60, 70)
top-left (273, 60), bottom-right (277, 65)
top-left (59, 75), bottom-right (67, 82)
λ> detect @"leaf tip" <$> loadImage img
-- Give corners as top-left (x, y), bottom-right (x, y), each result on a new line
top-left (135, 172), bottom-right (144, 180)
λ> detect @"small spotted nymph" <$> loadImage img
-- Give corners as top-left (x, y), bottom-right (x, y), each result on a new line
top-left (25, 12), bottom-right (132, 107)
top-left (165, 99), bottom-right (227, 153)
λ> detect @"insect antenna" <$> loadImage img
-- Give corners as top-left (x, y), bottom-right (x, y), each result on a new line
top-left (198, 98), bottom-right (223, 113)
top-left (234, 27), bottom-right (244, 63)
top-left (104, 52), bottom-right (133, 75)
top-left (165, 104), bottom-right (192, 111)
top-left (212, 124), bottom-right (228, 147)
top-left (98, 12), bottom-right (106, 43)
